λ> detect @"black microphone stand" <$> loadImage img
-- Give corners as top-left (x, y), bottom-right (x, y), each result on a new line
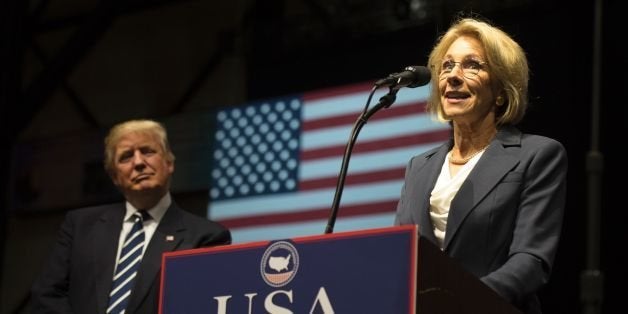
top-left (324, 87), bottom-right (399, 234)
top-left (580, 0), bottom-right (604, 312)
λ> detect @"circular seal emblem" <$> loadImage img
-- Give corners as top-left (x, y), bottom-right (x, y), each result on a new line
top-left (260, 240), bottom-right (299, 287)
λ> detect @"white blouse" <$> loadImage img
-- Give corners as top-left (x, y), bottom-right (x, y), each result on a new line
top-left (429, 150), bottom-right (486, 249)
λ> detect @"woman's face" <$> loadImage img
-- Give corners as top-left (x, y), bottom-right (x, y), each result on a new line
top-left (438, 35), bottom-right (498, 125)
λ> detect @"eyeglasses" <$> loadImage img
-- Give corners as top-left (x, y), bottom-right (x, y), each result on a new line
top-left (439, 59), bottom-right (488, 79)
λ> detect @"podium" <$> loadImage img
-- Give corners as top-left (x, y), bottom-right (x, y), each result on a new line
top-left (159, 225), bottom-right (521, 313)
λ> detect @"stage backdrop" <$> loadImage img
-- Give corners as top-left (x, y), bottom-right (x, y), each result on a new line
top-left (207, 82), bottom-right (450, 243)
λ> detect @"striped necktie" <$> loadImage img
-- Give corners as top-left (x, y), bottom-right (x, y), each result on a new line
top-left (107, 211), bottom-right (150, 314)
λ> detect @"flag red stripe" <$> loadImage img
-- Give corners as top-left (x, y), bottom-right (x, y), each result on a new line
top-left (302, 101), bottom-right (427, 131)
top-left (218, 200), bottom-right (399, 229)
top-left (299, 167), bottom-right (405, 191)
top-left (301, 129), bottom-right (450, 160)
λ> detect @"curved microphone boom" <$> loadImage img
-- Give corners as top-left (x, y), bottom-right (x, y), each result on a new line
top-left (324, 66), bottom-right (431, 234)
top-left (375, 65), bottom-right (431, 89)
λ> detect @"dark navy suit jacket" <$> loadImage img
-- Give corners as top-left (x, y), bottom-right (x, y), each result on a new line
top-left (31, 201), bottom-right (231, 314)
top-left (394, 126), bottom-right (567, 314)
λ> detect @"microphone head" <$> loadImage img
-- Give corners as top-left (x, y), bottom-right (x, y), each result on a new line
top-left (374, 65), bottom-right (432, 88)
top-left (405, 65), bottom-right (431, 88)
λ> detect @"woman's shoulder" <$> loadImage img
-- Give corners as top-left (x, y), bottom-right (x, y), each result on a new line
top-left (517, 133), bottom-right (568, 168)
top-left (520, 133), bottom-right (566, 152)
top-left (500, 126), bottom-right (565, 152)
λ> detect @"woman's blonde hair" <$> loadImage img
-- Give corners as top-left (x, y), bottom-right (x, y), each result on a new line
top-left (426, 17), bottom-right (529, 125)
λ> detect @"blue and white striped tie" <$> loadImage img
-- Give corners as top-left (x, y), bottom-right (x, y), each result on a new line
top-left (107, 212), bottom-right (149, 314)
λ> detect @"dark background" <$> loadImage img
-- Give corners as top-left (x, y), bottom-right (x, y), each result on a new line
top-left (0, 0), bottom-right (623, 313)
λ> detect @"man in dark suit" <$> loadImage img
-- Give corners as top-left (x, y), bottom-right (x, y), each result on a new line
top-left (30, 119), bottom-right (231, 314)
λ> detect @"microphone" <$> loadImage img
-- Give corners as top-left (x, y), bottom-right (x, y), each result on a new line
top-left (375, 65), bottom-right (431, 88)
top-left (326, 68), bottom-right (425, 234)
top-left (324, 67), bottom-right (430, 235)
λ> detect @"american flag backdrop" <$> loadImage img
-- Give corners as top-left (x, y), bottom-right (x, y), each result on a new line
top-left (207, 82), bottom-right (450, 243)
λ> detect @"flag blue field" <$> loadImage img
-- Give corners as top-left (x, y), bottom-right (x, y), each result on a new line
top-left (207, 82), bottom-right (450, 243)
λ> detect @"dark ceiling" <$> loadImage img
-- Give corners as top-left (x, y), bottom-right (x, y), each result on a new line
top-left (4, 0), bottom-right (541, 140)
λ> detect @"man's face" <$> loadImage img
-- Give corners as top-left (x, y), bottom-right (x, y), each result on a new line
top-left (110, 132), bottom-right (174, 197)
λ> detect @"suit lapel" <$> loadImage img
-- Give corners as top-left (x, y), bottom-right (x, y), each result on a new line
top-left (443, 127), bottom-right (521, 250)
top-left (93, 204), bottom-right (126, 314)
top-left (408, 144), bottom-right (450, 243)
top-left (125, 203), bottom-right (185, 313)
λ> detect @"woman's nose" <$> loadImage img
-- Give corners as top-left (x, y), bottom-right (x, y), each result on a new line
top-left (446, 72), bottom-right (464, 86)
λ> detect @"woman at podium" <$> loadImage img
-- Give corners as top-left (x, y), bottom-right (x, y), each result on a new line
top-left (394, 16), bottom-right (567, 314)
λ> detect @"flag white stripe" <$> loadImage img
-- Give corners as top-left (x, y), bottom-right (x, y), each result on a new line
top-left (210, 179), bottom-right (403, 220)
top-left (303, 85), bottom-right (430, 120)
top-left (228, 212), bottom-right (396, 243)
top-left (302, 113), bottom-right (446, 150)
top-left (300, 142), bottom-right (441, 180)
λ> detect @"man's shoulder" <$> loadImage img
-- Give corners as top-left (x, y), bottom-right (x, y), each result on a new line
top-left (175, 207), bottom-right (223, 226)
top-left (66, 202), bottom-right (125, 218)
top-left (170, 206), bottom-right (228, 234)
top-left (161, 203), bottom-right (232, 244)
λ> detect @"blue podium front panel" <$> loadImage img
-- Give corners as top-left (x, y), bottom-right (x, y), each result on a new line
top-left (160, 225), bottom-right (417, 314)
